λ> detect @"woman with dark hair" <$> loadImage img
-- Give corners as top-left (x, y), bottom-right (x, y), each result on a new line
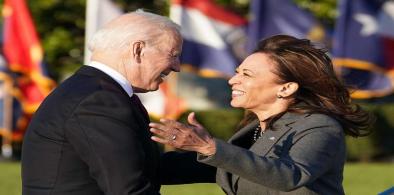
top-left (150, 35), bottom-right (373, 194)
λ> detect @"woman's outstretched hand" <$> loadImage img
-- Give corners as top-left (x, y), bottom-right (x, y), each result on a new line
top-left (149, 112), bottom-right (216, 156)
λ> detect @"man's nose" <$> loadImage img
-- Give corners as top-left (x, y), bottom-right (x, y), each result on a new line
top-left (171, 59), bottom-right (181, 72)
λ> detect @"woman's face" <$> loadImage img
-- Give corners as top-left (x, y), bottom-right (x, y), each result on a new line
top-left (228, 53), bottom-right (283, 112)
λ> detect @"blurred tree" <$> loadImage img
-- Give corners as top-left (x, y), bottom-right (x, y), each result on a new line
top-left (215, 0), bottom-right (249, 16)
top-left (216, 0), bottom-right (337, 27)
top-left (28, 0), bottom-right (86, 80)
top-left (0, 0), bottom-right (86, 80)
top-left (295, 0), bottom-right (337, 27)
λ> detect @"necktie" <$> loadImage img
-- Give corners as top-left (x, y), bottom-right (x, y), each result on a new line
top-left (130, 94), bottom-right (149, 122)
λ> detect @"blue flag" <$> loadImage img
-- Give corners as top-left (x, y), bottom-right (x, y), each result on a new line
top-left (247, 0), bottom-right (326, 52)
top-left (170, 0), bottom-right (247, 77)
top-left (332, 0), bottom-right (394, 98)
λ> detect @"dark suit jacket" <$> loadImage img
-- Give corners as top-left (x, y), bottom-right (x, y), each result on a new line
top-left (22, 66), bottom-right (161, 195)
top-left (199, 112), bottom-right (346, 195)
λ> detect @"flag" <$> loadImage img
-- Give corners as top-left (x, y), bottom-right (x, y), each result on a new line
top-left (332, 0), bottom-right (394, 99)
top-left (247, 0), bottom-right (326, 52)
top-left (137, 81), bottom-right (186, 119)
top-left (165, 0), bottom-right (246, 113)
top-left (2, 0), bottom-right (55, 113)
top-left (377, 1), bottom-right (394, 38)
top-left (1, 0), bottom-right (55, 158)
top-left (170, 0), bottom-right (247, 77)
top-left (378, 1), bottom-right (394, 73)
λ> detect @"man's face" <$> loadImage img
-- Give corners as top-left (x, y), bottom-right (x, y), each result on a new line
top-left (130, 31), bottom-right (182, 93)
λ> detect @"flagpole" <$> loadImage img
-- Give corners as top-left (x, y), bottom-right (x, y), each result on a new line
top-left (1, 77), bottom-right (13, 159)
top-left (84, 0), bottom-right (122, 65)
top-left (84, 0), bottom-right (99, 65)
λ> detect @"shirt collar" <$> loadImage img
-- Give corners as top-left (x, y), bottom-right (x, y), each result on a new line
top-left (87, 61), bottom-right (133, 97)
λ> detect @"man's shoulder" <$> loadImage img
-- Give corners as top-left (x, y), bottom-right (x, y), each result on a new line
top-left (38, 68), bottom-right (128, 116)
top-left (58, 66), bottom-right (125, 98)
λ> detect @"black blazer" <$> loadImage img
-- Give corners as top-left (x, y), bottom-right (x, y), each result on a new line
top-left (22, 66), bottom-right (161, 195)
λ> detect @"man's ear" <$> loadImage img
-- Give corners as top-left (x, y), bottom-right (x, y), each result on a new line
top-left (277, 82), bottom-right (299, 98)
top-left (132, 41), bottom-right (145, 63)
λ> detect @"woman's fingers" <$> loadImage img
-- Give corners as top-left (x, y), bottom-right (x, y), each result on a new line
top-left (149, 127), bottom-right (167, 137)
top-left (149, 117), bottom-right (213, 154)
top-left (187, 112), bottom-right (202, 128)
top-left (150, 135), bottom-right (170, 145)
top-left (149, 122), bottom-right (181, 141)
top-left (150, 127), bottom-right (183, 148)
top-left (149, 122), bottom-right (170, 132)
top-left (159, 118), bottom-right (178, 127)
top-left (159, 118), bottom-right (191, 132)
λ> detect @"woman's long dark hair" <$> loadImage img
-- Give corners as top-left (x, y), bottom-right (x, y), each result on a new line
top-left (238, 35), bottom-right (374, 137)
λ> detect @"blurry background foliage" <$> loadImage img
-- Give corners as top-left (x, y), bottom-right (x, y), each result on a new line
top-left (0, 0), bottom-right (336, 81)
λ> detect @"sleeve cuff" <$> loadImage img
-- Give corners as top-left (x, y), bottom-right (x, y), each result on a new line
top-left (197, 138), bottom-right (234, 167)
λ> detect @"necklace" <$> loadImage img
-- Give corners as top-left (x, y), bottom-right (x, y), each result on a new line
top-left (253, 125), bottom-right (264, 142)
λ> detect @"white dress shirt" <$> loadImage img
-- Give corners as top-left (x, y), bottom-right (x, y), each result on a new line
top-left (87, 61), bottom-right (134, 97)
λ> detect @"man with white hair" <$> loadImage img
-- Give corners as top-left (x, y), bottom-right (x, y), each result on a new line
top-left (21, 11), bottom-right (182, 195)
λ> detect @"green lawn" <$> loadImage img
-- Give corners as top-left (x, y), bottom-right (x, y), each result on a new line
top-left (343, 163), bottom-right (394, 195)
top-left (1, 162), bottom-right (392, 195)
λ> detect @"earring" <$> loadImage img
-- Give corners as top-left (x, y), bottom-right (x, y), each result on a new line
top-left (277, 94), bottom-right (283, 98)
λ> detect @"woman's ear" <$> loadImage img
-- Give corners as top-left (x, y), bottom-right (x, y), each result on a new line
top-left (277, 82), bottom-right (299, 98)
top-left (132, 41), bottom-right (145, 63)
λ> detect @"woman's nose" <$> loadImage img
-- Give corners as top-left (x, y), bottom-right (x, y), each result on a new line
top-left (228, 75), bottom-right (238, 85)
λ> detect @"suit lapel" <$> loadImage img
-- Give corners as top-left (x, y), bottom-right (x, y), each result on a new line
top-left (215, 171), bottom-right (234, 194)
top-left (130, 95), bottom-right (150, 124)
top-left (228, 112), bottom-right (302, 191)
top-left (130, 102), bottom-right (151, 135)
top-left (215, 120), bottom-right (259, 195)
top-left (250, 125), bottom-right (291, 156)
top-left (228, 120), bottom-right (259, 143)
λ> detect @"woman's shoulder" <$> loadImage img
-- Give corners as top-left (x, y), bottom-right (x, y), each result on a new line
top-left (305, 113), bottom-right (340, 125)
top-left (274, 112), bottom-right (345, 149)
top-left (285, 112), bottom-right (343, 134)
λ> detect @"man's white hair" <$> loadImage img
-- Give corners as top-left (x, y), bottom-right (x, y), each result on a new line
top-left (88, 10), bottom-right (180, 53)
